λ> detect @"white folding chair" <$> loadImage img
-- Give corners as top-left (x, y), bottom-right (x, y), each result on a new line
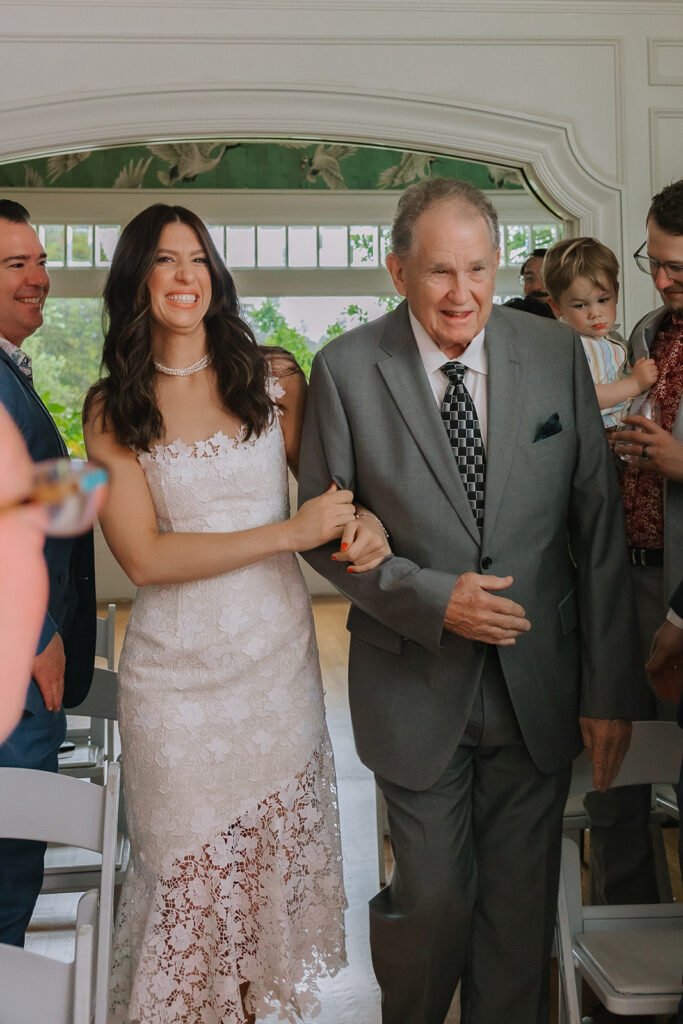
top-left (0, 763), bottom-right (120, 1024)
top-left (43, 666), bottom-right (130, 894)
top-left (556, 721), bottom-right (683, 1024)
top-left (0, 889), bottom-right (97, 1024)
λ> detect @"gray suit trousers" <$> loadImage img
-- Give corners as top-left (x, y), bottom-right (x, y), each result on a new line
top-left (371, 649), bottom-right (571, 1024)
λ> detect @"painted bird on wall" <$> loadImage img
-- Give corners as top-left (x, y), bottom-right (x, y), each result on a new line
top-left (485, 164), bottom-right (522, 188)
top-left (378, 152), bottom-right (436, 188)
top-left (147, 142), bottom-right (239, 186)
top-left (45, 151), bottom-right (92, 184)
top-left (298, 144), bottom-right (359, 189)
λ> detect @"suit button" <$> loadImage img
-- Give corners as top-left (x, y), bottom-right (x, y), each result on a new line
top-left (473, 641), bottom-right (485, 654)
top-left (59, 572), bottom-right (67, 584)
top-left (481, 556), bottom-right (492, 569)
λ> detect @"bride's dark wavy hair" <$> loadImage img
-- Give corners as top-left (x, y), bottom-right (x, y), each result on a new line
top-left (83, 203), bottom-right (274, 451)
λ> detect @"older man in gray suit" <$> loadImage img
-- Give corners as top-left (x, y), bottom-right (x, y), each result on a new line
top-left (298, 178), bottom-right (646, 1024)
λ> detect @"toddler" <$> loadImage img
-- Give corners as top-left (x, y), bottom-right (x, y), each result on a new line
top-left (543, 237), bottom-right (657, 429)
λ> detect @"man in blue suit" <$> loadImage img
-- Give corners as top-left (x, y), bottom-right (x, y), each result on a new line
top-left (0, 199), bottom-right (96, 946)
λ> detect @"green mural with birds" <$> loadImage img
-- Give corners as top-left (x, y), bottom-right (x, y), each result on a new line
top-left (1, 140), bottom-right (523, 192)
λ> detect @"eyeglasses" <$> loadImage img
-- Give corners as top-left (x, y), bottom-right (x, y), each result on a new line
top-left (633, 242), bottom-right (683, 284)
top-left (0, 458), bottom-right (107, 537)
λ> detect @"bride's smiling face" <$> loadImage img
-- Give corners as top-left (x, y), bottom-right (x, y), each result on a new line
top-left (147, 221), bottom-right (213, 337)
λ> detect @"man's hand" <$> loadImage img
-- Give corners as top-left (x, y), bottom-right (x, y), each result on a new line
top-left (612, 416), bottom-right (683, 481)
top-left (579, 717), bottom-right (632, 792)
top-left (645, 620), bottom-right (683, 704)
top-left (443, 572), bottom-right (531, 646)
top-left (31, 631), bottom-right (66, 712)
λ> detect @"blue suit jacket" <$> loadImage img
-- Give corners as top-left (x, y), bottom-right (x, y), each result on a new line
top-left (0, 347), bottom-right (96, 711)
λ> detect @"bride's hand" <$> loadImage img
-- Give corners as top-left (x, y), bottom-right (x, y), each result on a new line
top-left (332, 513), bottom-right (391, 573)
top-left (286, 483), bottom-right (355, 552)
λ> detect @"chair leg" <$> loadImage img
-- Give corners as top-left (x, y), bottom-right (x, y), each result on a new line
top-left (556, 889), bottom-right (582, 1024)
top-left (651, 822), bottom-right (674, 902)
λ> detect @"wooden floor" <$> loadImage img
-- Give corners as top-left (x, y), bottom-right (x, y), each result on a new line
top-left (26, 597), bottom-right (681, 1024)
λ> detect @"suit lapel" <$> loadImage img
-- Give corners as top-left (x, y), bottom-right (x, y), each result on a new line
top-left (0, 347), bottom-right (68, 455)
top-left (377, 304), bottom-right (481, 544)
top-left (481, 306), bottom-right (527, 545)
top-left (643, 307), bottom-right (668, 353)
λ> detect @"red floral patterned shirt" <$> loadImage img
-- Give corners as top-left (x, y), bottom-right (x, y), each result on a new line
top-left (621, 311), bottom-right (683, 548)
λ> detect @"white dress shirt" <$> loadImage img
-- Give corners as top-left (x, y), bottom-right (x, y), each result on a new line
top-left (408, 307), bottom-right (488, 449)
top-left (666, 607), bottom-right (683, 630)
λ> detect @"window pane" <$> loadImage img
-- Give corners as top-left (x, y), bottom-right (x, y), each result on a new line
top-left (95, 226), bottom-right (120, 268)
top-left (39, 225), bottom-right (65, 267)
top-left (532, 224), bottom-right (558, 250)
top-left (318, 226), bottom-right (348, 267)
top-left (380, 226), bottom-right (392, 263)
top-left (350, 225), bottom-right (378, 267)
top-left (67, 225), bottom-right (93, 267)
top-left (498, 226), bottom-right (506, 265)
top-left (226, 226), bottom-right (255, 268)
top-left (505, 225), bottom-right (530, 265)
top-left (206, 225), bottom-right (225, 260)
top-left (287, 226), bottom-right (318, 268)
top-left (257, 226), bottom-right (287, 268)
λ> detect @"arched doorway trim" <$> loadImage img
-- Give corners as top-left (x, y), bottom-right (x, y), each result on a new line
top-left (0, 83), bottom-right (622, 245)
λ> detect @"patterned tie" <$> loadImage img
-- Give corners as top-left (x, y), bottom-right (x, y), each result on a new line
top-left (440, 361), bottom-right (486, 533)
top-left (0, 338), bottom-right (33, 384)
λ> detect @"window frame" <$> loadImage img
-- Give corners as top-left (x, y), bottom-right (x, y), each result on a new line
top-left (14, 187), bottom-right (563, 299)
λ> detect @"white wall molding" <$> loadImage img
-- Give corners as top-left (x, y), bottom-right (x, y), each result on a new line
top-left (649, 108), bottom-right (683, 191)
top-left (0, 83), bottom-right (627, 312)
top-left (0, 32), bottom-right (633, 46)
top-left (0, 84), bottom-right (622, 235)
top-left (0, 33), bottom-right (626, 186)
top-left (2, 0), bottom-right (681, 12)
top-left (648, 38), bottom-right (683, 85)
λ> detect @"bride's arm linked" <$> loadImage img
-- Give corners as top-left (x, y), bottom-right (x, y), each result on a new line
top-left (81, 370), bottom-right (385, 593)
top-left (278, 361), bottom-right (390, 574)
top-left (83, 368), bottom-right (355, 588)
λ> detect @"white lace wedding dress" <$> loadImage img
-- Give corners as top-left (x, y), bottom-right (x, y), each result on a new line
top-left (109, 392), bottom-right (346, 1024)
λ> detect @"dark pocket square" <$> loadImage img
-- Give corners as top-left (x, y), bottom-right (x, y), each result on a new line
top-left (534, 413), bottom-right (562, 442)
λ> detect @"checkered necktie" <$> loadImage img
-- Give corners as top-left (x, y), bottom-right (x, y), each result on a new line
top-left (440, 361), bottom-right (486, 533)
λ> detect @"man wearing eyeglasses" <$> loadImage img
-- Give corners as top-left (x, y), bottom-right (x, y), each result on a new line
top-left (0, 200), bottom-right (95, 947)
top-left (586, 179), bottom-right (683, 907)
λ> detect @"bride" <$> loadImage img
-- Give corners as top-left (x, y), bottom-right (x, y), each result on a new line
top-left (83, 204), bottom-right (389, 1024)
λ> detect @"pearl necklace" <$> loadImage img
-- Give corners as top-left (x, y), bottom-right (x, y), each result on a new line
top-left (153, 353), bottom-right (211, 376)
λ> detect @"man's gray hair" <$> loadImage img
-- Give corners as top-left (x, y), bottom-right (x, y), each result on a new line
top-left (391, 178), bottom-right (499, 257)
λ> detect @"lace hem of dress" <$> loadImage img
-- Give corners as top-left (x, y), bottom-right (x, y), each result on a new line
top-left (109, 737), bottom-right (347, 1024)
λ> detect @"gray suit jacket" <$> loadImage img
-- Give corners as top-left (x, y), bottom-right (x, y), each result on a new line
top-left (629, 305), bottom-right (683, 600)
top-left (299, 301), bottom-right (646, 791)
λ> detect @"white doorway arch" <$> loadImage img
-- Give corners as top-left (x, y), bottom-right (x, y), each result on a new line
top-left (1, 85), bottom-right (622, 250)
